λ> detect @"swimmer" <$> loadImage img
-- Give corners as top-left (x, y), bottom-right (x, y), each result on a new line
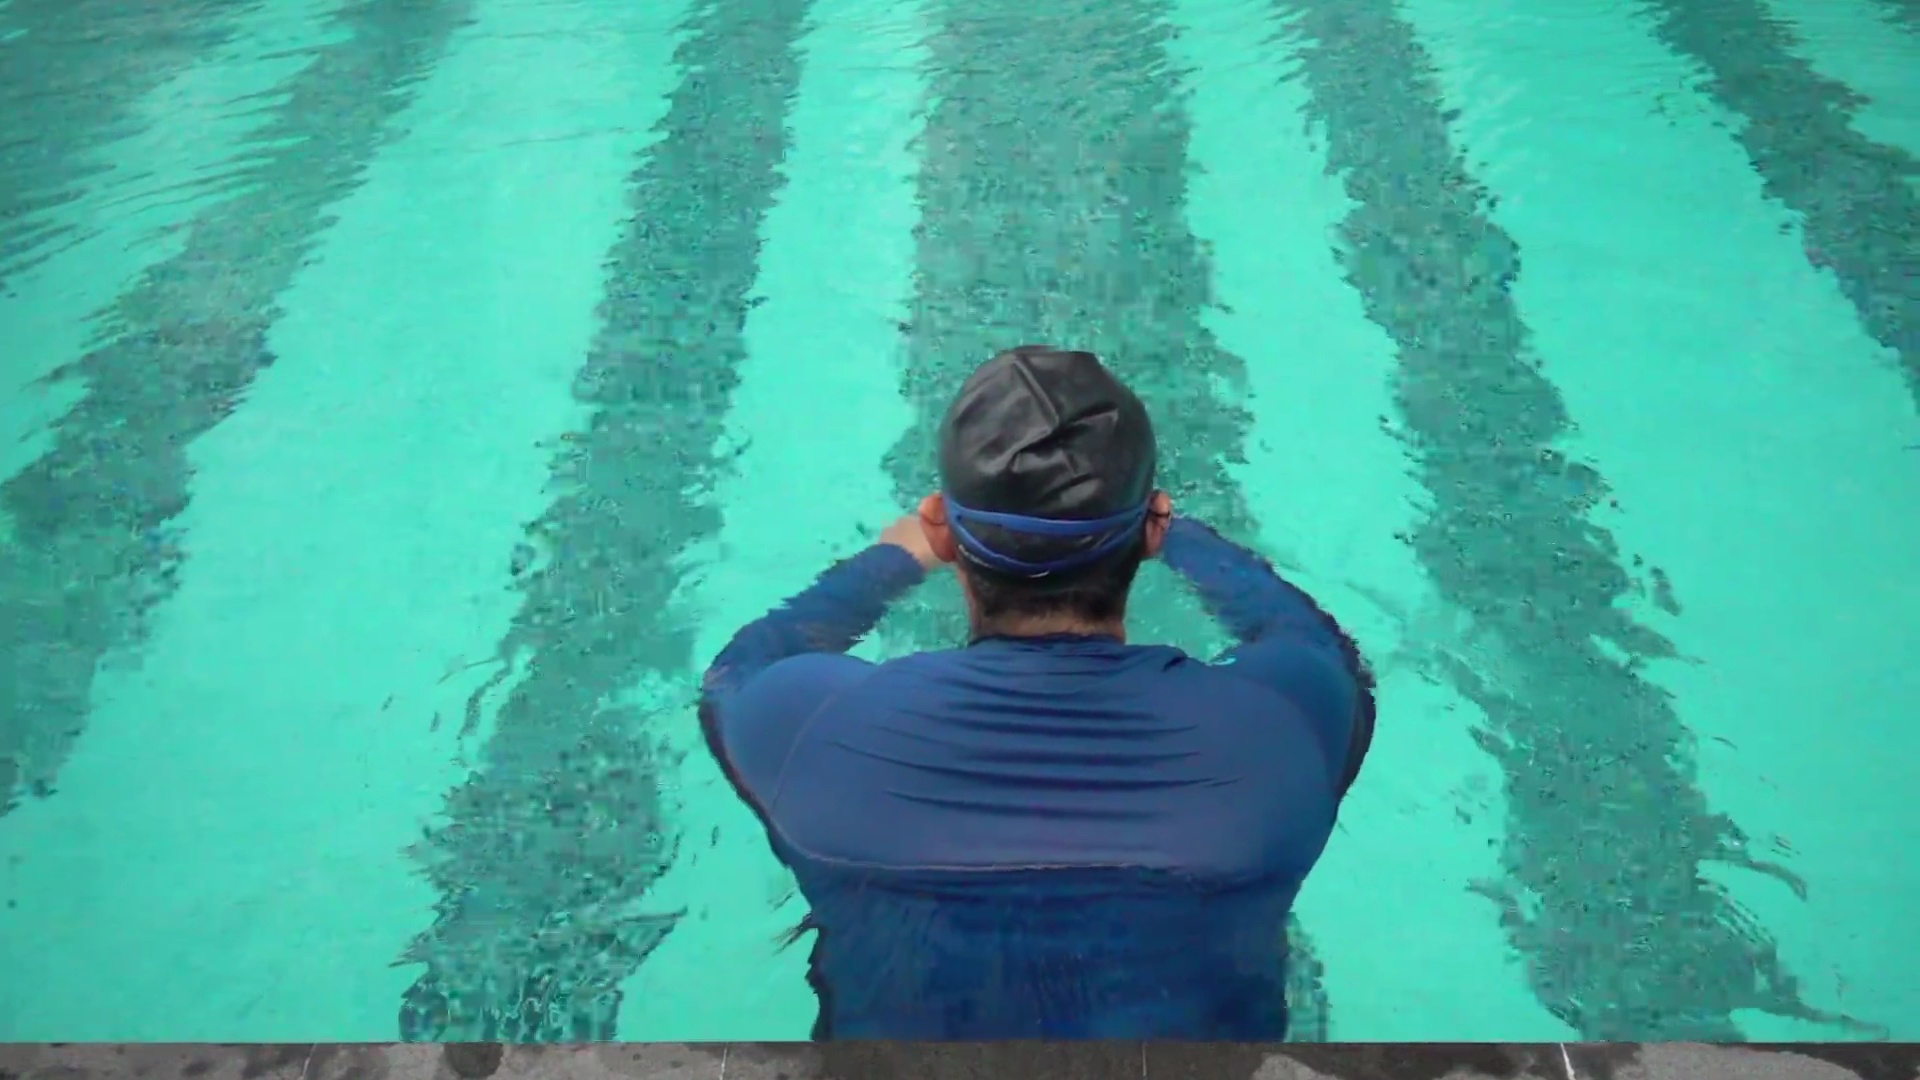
top-left (698, 346), bottom-right (1376, 1040)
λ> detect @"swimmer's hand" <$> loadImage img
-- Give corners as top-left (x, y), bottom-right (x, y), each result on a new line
top-left (878, 514), bottom-right (941, 571)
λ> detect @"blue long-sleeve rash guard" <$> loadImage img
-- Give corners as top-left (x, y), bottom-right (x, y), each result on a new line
top-left (698, 516), bottom-right (1376, 1040)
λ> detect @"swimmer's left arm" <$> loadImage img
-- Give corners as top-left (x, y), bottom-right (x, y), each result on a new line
top-left (1163, 515), bottom-right (1377, 798)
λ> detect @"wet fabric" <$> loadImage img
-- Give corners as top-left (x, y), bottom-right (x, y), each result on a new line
top-left (698, 517), bottom-right (1375, 1039)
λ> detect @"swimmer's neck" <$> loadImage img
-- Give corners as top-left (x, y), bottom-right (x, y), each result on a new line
top-left (970, 614), bottom-right (1127, 643)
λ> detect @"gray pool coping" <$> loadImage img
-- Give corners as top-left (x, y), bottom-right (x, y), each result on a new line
top-left (1, 1043), bottom-right (1915, 1080)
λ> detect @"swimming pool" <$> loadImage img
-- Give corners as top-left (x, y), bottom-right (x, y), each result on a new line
top-left (0, 0), bottom-right (1915, 1045)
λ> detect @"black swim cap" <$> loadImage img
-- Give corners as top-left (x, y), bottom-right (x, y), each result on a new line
top-left (938, 346), bottom-right (1157, 576)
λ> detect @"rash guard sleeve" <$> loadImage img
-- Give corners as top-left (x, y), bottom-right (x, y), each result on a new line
top-left (699, 543), bottom-right (925, 808)
top-left (1160, 516), bottom-right (1377, 797)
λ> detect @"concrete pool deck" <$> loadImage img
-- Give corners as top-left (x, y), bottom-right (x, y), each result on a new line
top-left (1, 1043), bottom-right (1914, 1080)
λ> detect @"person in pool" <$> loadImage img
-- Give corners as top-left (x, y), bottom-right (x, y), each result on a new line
top-left (698, 345), bottom-right (1376, 1040)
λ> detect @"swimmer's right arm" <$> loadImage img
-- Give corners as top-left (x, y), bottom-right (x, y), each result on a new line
top-left (1160, 515), bottom-right (1377, 796)
top-left (699, 540), bottom-right (927, 806)
top-left (701, 542), bottom-right (926, 705)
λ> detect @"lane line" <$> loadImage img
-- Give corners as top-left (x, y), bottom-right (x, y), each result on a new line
top-left (0, 0), bottom-right (261, 292)
top-left (1761, 0), bottom-right (1920, 162)
top-left (1863, 0), bottom-right (1920, 36)
top-left (614, 0), bottom-right (928, 1040)
top-left (0, 0), bottom-right (475, 822)
top-left (397, 0), bottom-right (816, 1042)
top-left (1, 0), bottom-right (345, 496)
top-left (1167, 0), bottom-right (1562, 1040)
top-left (1408, 0), bottom-right (1919, 1038)
top-left (113, 0), bottom-right (683, 1039)
top-left (1267, 0), bottom-right (1836, 1040)
top-left (0, 0), bottom-right (476, 1040)
top-left (878, 0), bottom-right (1340, 1037)
top-left (1636, 0), bottom-right (1918, 417)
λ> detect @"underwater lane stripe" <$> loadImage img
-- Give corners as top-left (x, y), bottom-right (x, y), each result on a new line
top-left (1640, 0), bottom-right (1918, 413)
top-left (1866, 0), bottom-right (1919, 35)
top-left (0, 0), bottom-right (263, 289)
top-left (396, 0), bottom-right (815, 1043)
top-left (881, 0), bottom-right (1335, 1038)
top-left (0, 0), bottom-right (474, 816)
top-left (1272, 0), bottom-right (1821, 1039)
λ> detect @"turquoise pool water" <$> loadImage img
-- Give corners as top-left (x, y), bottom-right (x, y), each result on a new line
top-left (1, 0), bottom-right (1916, 1045)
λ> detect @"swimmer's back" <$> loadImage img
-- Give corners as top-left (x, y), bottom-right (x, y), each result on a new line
top-left (719, 591), bottom-right (1363, 1037)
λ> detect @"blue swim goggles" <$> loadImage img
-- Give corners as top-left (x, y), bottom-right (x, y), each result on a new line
top-left (944, 498), bottom-right (1151, 578)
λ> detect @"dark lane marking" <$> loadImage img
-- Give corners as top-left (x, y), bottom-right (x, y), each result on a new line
top-left (1865, 0), bottom-right (1919, 37)
top-left (0, 0), bottom-right (474, 814)
top-left (1640, 0), bottom-right (1918, 413)
top-left (0, 0), bottom-right (259, 290)
top-left (396, 0), bottom-right (813, 1042)
top-left (878, 1), bottom-right (1334, 1039)
top-left (1271, 0), bottom-right (1858, 1039)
